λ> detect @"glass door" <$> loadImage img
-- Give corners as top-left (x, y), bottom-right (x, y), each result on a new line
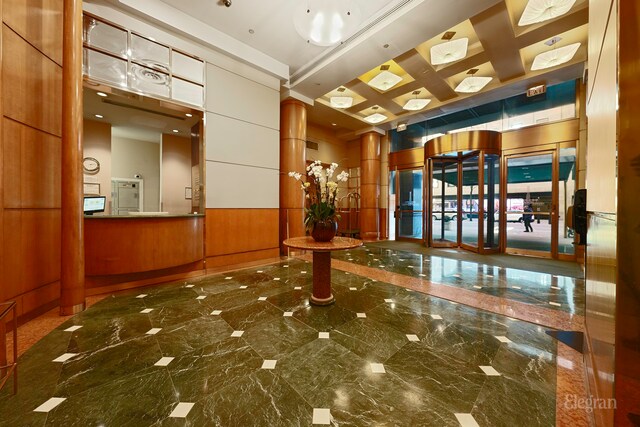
top-left (396, 168), bottom-right (423, 240)
top-left (504, 152), bottom-right (554, 257)
top-left (460, 154), bottom-right (480, 251)
top-left (430, 159), bottom-right (458, 246)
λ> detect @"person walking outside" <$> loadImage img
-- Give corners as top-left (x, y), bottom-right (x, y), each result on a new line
top-left (523, 204), bottom-right (534, 232)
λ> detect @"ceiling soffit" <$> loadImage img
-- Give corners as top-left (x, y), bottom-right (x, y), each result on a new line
top-left (470, 2), bottom-right (525, 82)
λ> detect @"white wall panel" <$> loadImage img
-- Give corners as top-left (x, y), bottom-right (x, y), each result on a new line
top-left (206, 161), bottom-right (278, 208)
top-left (206, 64), bottom-right (279, 130)
top-left (206, 113), bottom-right (279, 169)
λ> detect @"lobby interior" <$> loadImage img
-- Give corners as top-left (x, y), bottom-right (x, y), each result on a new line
top-left (0, 0), bottom-right (637, 426)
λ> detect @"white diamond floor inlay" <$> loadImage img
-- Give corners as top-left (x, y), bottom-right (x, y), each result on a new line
top-left (231, 330), bottom-right (244, 337)
top-left (312, 408), bottom-right (331, 425)
top-left (479, 365), bottom-right (501, 376)
top-left (239, 286), bottom-right (248, 289)
top-left (455, 413), bottom-right (480, 427)
top-left (495, 335), bottom-right (512, 343)
top-left (370, 363), bottom-right (386, 374)
top-left (384, 299), bottom-right (393, 303)
top-left (63, 325), bottom-right (82, 332)
top-left (294, 287), bottom-right (302, 290)
top-left (211, 310), bottom-right (222, 315)
top-left (135, 294), bottom-right (147, 299)
top-left (349, 287), bottom-right (357, 291)
top-left (146, 328), bottom-right (162, 335)
top-left (430, 314), bottom-right (442, 320)
top-left (169, 402), bottom-right (195, 418)
top-left (258, 297), bottom-right (267, 301)
top-left (549, 302), bottom-right (561, 307)
top-left (356, 313), bottom-right (366, 318)
top-left (52, 353), bottom-right (78, 363)
top-left (140, 308), bottom-right (153, 314)
top-left (225, 277), bottom-right (232, 280)
top-left (261, 360), bottom-right (277, 370)
top-left (318, 332), bottom-right (330, 339)
top-left (406, 334), bottom-right (420, 342)
top-left (154, 357), bottom-right (175, 367)
top-left (283, 312), bottom-right (293, 317)
top-left (196, 296), bottom-right (206, 300)
top-left (33, 397), bottom-right (66, 413)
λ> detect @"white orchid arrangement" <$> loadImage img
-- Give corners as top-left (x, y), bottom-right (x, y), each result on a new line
top-left (288, 160), bottom-right (349, 230)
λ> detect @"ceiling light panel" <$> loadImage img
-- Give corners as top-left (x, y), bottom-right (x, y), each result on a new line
top-left (364, 113), bottom-right (387, 123)
top-left (454, 76), bottom-right (493, 93)
top-left (403, 98), bottom-right (431, 111)
top-left (367, 70), bottom-right (403, 91)
top-left (430, 38), bottom-right (469, 65)
top-left (518, 0), bottom-right (577, 26)
top-left (531, 43), bottom-right (581, 70)
top-left (330, 96), bottom-right (353, 108)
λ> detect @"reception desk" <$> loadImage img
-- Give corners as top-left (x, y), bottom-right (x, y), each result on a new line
top-left (84, 214), bottom-right (205, 293)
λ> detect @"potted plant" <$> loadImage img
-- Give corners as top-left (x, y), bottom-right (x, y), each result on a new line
top-left (289, 161), bottom-right (349, 242)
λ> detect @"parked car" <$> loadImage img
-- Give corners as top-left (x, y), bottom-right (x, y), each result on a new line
top-left (495, 211), bottom-right (524, 222)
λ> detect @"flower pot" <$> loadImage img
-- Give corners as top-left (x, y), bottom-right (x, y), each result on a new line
top-left (311, 219), bottom-right (338, 242)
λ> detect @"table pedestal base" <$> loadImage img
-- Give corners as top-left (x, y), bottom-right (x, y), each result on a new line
top-left (311, 251), bottom-right (335, 306)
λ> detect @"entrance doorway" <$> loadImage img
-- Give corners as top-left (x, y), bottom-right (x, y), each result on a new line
top-left (428, 151), bottom-right (500, 253)
top-left (394, 168), bottom-right (424, 241)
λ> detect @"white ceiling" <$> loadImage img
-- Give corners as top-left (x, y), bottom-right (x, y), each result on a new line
top-left (158, 0), bottom-right (398, 74)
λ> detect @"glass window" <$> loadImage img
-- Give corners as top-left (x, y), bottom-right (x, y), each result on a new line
top-left (558, 147), bottom-right (577, 255)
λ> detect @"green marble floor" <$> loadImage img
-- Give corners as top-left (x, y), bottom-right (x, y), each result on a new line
top-left (0, 260), bottom-right (557, 426)
top-left (333, 245), bottom-right (585, 315)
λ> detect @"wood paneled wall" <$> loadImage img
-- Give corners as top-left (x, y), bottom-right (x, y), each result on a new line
top-left (1, 0), bottom-right (63, 320)
top-left (206, 209), bottom-right (279, 269)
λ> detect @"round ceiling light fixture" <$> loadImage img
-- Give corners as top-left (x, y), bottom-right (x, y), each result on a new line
top-left (293, 0), bottom-right (361, 47)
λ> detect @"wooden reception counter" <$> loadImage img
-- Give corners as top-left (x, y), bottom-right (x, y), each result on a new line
top-left (84, 214), bottom-right (205, 294)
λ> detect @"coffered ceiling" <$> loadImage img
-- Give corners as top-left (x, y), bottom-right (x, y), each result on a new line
top-left (96, 0), bottom-right (588, 136)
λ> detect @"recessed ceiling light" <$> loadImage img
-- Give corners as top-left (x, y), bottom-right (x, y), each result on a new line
top-left (96, 92), bottom-right (107, 97)
top-left (454, 76), bottom-right (493, 93)
top-left (403, 98), bottom-right (431, 111)
top-left (172, 129), bottom-right (179, 133)
top-left (430, 38), bottom-right (469, 65)
top-left (248, 29), bottom-right (255, 34)
top-left (364, 113), bottom-right (387, 124)
top-left (185, 113), bottom-right (193, 117)
top-left (94, 114), bottom-right (103, 119)
top-left (330, 96), bottom-right (353, 109)
top-left (531, 43), bottom-right (581, 70)
top-left (367, 70), bottom-right (402, 91)
top-left (518, 0), bottom-right (576, 26)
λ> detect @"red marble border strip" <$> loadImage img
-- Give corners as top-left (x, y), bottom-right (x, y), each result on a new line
top-left (307, 255), bottom-right (585, 331)
top-left (556, 342), bottom-right (591, 426)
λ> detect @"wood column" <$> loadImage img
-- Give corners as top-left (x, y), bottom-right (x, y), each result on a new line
top-left (360, 132), bottom-right (381, 240)
top-left (60, 0), bottom-right (85, 315)
top-left (279, 99), bottom-right (307, 253)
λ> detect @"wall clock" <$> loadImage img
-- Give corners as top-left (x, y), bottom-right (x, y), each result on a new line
top-left (83, 157), bottom-right (100, 174)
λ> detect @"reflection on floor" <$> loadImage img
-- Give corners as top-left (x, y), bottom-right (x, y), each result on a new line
top-left (332, 245), bottom-right (585, 316)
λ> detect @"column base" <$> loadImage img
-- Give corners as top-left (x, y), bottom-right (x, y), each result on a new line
top-left (60, 301), bottom-right (86, 316)
top-left (310, 294), bottom-right (335, 306)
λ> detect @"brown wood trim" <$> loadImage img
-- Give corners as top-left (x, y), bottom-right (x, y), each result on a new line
top-left (426, 131), bottom-right (501, 157)
top-left (86, 265), bottom-right (205, 296)
top-left (207, 208), bottom-right (279, 257)
top-left (85, 216), bottom-right (204, 275)
top-left (389, 147), bottom-right (423, 169)
top-left (501, 119), bottom-right (579, 150)
top-left (205, 256), bottom-right (284, 275)
top-left (206, 248), bottom-right (280, 269)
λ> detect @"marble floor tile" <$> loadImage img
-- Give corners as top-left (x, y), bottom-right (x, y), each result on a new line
top-left (167, 337), bottom-right (263, 401)
top-left (332, 317), bottom-right (409, 361)
top-left (154, 316), bottom-right (233, 357)
top-left (47, 369), bottom-right (177, 427)
top-left (185, 369), bottom-right (311, 426)
top-left (243, 317), bottom-right (317, 359)
top-left (292, 303), bottom-right (357, 332)
top-left (219, 300), bottom-right (282, 330)
top-left (55, 335), bottom-right (164, 398)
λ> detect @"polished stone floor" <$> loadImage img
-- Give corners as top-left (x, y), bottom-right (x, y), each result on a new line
top-left (0, 258), bottom-right (560, 426)
top-left (333, 246), bottom-right (585, 315)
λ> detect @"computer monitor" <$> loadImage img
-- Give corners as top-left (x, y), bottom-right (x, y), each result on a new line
top-left (83, 196), bottom-right (106, 215)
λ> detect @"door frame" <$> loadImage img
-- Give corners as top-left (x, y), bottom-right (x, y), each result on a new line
top-left (393, 166), bottom-right (425, 242)
top-left (500, 149), bottom-right (557, 259)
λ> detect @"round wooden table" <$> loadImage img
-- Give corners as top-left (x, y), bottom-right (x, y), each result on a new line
top-left (283, 236), bottom-right (363, 306)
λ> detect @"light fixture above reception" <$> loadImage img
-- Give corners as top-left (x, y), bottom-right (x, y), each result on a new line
top-left (330, 96), bottom-right (353, 109)
top-left (430, 38), bottom-right (469, 65)
top-left (454, 76), bottom-right (492, 93)
top-left (518, 0), bottom-right (577, 26)
top-left (531, 43), bottom-right (581, 70)
top-left (364, 113), bottom-right (387, 124)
